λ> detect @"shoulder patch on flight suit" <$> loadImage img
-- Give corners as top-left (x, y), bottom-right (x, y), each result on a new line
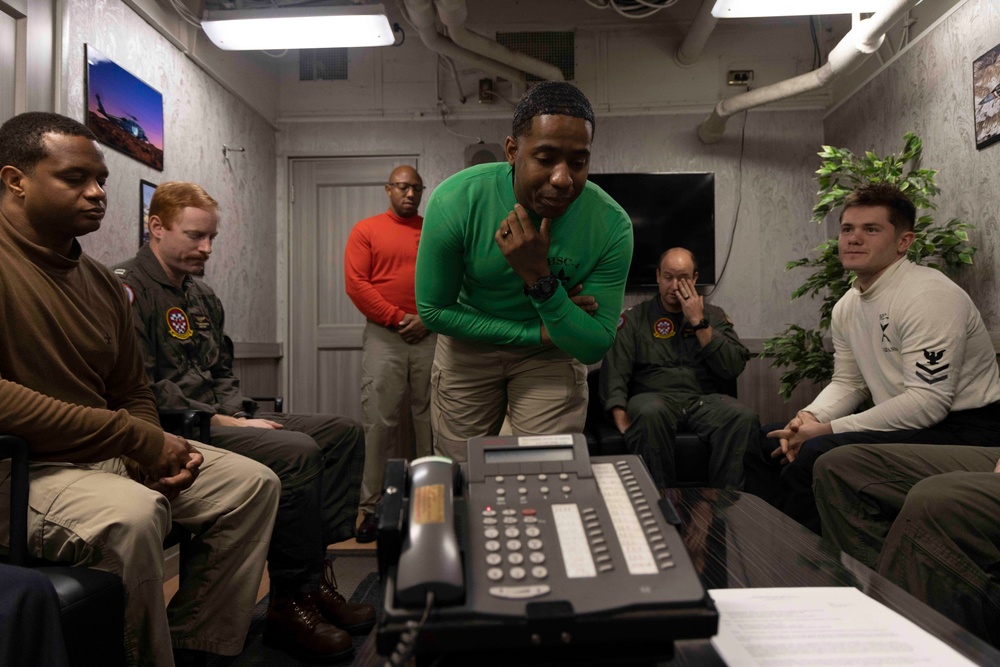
top-left (122, 283), bottom-right (135, 304)
top-left (166, 307), bottom-right (193, 340)
top-left (653, 317), bottom-right (676, 339)
top-left (617, 312), bottom-right (627, 330)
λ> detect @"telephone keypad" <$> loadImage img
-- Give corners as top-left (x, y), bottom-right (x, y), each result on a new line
top-left (480, 459), bottom-right (678, 595)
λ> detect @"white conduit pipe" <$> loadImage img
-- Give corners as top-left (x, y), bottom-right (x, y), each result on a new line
top-left (675, 0), bottom-right (718, 67)
top-left (434, 0), bottom-right (565, 81)
top-left (402, 0), bottom-right (528, 92)
top-left (697, 0), bottom-right (923, 143)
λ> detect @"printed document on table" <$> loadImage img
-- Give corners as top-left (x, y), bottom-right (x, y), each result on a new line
top-left (708, 587), bottom-right (976, 666)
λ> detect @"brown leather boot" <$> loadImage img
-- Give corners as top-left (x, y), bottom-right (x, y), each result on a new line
top-left (315, 560), bottom-right (376, 634)
top-left (263, 591), bottom-right (354, 662)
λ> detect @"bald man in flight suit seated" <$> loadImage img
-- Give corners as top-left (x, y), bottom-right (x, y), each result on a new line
top-left (600, 247), bottom-right (758, 491)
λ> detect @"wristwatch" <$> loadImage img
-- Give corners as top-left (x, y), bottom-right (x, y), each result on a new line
top-left (691, 318), bottom-right (711, 331)
top-left (523, 275), bottom-right (561, 302)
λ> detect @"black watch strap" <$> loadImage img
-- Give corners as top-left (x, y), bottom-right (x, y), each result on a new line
top-left (523, 275), bottom-right (560, 302)
top-left (691, 318), bottom-right (710, 331)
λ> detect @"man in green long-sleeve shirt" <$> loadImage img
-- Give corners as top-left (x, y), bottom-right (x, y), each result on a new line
top-left (415, 81), bottom-right (633, 461)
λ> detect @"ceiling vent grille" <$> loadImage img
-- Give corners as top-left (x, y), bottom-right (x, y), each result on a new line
top-left (300, 48), bottom-right (349, 81)
top-left (495, 31), bottom-right (574, 81)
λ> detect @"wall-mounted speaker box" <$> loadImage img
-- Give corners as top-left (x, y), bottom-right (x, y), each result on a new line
top-left (464, 143), bottom-right (505, 167)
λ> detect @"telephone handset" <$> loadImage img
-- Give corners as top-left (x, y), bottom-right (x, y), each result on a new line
top-left (393, 456), bottom-right (465, 609)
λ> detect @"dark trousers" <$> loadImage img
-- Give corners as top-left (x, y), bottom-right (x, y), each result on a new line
top-left (0, 563), bottom-right (69, 667)
top-left (624, 391), bottom-right (759, 489)
top-left (211, 412), bottom-right (365, 593)
top-left (744, 402), bottom-right (1000, 534)
top-left (815, 444), bottom-right (1000, 647)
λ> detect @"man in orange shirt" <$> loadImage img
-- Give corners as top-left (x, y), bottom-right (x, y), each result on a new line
top-left (345, 165), bottom-right (435, 542)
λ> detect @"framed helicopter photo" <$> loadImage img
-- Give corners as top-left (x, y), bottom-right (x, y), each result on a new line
top-left (85, 44), bottom-right (164, 170)
top-left (974, 42), bottom-right (1000, 150)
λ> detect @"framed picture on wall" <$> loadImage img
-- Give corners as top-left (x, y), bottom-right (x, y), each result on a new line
top-left (139, 180), bottom-right (157, 247)
top-left (85, 44), bottom-right (165, 170)
top-left (974, 42), bottom-right (1000, 150)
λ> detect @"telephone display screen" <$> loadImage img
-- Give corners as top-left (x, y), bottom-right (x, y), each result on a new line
top-left (483, 447), bottom-right (574, 464)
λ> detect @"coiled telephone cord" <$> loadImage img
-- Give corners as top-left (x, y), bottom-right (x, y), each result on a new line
top-left (384, 591), bottom-right (436, 667)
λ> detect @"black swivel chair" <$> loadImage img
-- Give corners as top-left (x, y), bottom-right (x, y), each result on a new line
top-left (582, 368), bottom-right (738, 487)
top-left (0, 434), bottom-right (127, 667)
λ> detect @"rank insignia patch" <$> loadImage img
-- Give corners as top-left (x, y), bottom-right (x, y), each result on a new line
top-left (653, 317), bottom-right (675, 339)
top-left (166, 307), bottom-right (193, 340)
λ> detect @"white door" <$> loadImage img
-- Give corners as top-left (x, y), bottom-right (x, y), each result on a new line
top-left (288, 155), bottom-right (418, 420)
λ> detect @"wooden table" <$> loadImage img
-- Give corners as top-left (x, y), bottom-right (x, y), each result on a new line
top-left (357, 489), bottom-right (1000, 666)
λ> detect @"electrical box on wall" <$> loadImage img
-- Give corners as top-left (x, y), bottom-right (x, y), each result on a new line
top-left (728, 70), bottom-right (754, 86)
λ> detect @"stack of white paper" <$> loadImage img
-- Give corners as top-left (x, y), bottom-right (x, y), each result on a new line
top-left (708, 587), bottom-right (977, 666)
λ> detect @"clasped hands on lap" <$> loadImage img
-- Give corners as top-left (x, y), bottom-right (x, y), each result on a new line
top-left (767, 411), bottom-right (833, 464)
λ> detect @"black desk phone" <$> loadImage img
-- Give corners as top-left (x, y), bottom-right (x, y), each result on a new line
top-left (376, 434), bottom-right (718, 666)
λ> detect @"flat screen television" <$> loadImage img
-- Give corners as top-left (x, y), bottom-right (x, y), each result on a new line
top-left (588, 172), bottom-right (715, 289)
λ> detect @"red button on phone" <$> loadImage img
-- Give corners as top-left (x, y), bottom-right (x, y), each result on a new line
top-left (522, 509), bottom-right (537, 516)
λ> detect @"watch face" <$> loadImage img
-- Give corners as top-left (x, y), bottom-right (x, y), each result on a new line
top-left (528, 275), bottom-right (560, 301)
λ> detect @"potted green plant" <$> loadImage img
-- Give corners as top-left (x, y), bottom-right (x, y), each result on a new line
top-left (762, 132), bottom-right (977, 400)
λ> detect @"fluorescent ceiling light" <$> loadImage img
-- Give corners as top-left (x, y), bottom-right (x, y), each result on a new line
top-left (712, 1), bottom-right (886, 18)
top-left (202, 4), bottom-right (395, 51)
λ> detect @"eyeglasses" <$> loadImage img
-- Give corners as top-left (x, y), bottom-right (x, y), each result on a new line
top-left (387, 182), bottom-right (425, 193)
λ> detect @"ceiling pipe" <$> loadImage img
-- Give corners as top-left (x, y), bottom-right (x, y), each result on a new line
top-left (400, 0), bottom-right (527, 94)
top-left (433, 0), bottom-right (565, 81)
top-left (675, 0), bottom-right (718, 67)
top-left (697, 0), bottom-right (922, 143)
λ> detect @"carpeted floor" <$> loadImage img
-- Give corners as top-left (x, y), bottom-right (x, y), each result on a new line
top-left (206, 570), bottom-right (381, 666)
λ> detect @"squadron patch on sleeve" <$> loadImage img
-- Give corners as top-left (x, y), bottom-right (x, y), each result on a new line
top-left (123, 283), bottom-right (135, 304)
top-left (653, 317), bottom-right (676, 339)
top-left (617, 312), bottom-right (627, 330)
top-left (166, 307), bottom-right (193, 340)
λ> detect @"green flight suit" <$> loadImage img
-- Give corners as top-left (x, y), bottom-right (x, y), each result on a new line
top-left (114, 245), bottom-right (364, 592)
top-left (600, 296), bottom-right (757, 489)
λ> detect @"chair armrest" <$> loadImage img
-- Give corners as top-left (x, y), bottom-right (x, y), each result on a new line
top-left (247, 396), bottom-right (284, 413)
top-left (158, 409), bottom-right (213, 444)
top-left (0, 434), bottom-right (30, 565)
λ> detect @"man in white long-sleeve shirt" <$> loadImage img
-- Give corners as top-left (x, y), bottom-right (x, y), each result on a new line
top-left (745, 182), bottom-right (1000, 533)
